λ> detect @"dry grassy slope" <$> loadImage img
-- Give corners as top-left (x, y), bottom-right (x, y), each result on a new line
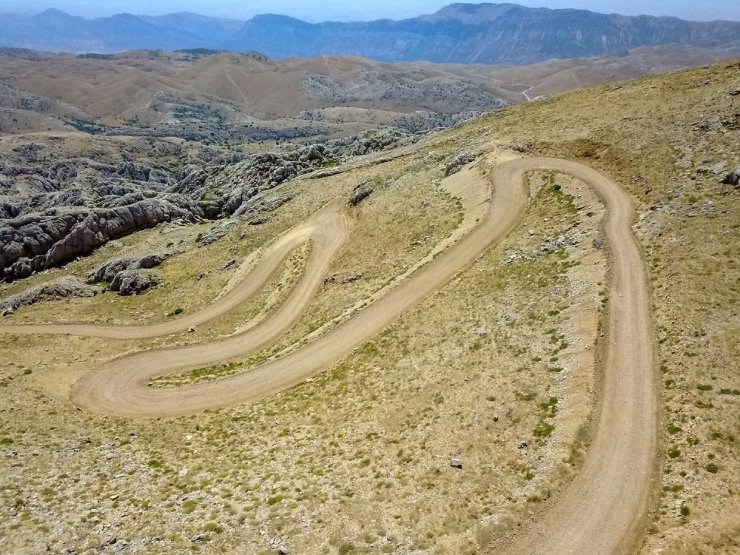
top-left (0, 62), bottom-right (737, 554)
top-left (0, 45), bottom-right (737, 138)
top-left (449, 61), bottom-right (739, 554)
top-left (0, 51), bottom-right (507, 129)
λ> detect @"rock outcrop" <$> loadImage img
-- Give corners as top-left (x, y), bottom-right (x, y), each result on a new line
top-left (0, 127), bottom-right (415, 282)
top-left (445, 151), bottom-right (478, 176)
top-left (722, 166), bottom-right (740, 187)
top-left (0, 276), bottom-right (102, 313)
top-left (349, 182), bottom-right (375, 206)
top-left (1, 198), bottom-right (197, 281)
top-left (197, 221), bottom-right (237, 246)
top-left (109, 269), bottom-right (161, 296)
top-left (88, 254), bottom-right (167, 283)
top-left (184, 128), bottom-right (414, 218)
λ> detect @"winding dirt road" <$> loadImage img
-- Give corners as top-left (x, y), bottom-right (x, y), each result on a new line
top-left (0, 201), bottom-right (349, 340)
top-left (1, 158), bottom-right (657, 554)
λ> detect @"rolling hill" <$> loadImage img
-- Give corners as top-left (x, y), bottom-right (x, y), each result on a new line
top-left (0, 3), bottom-right (738, 64)
top-left (0, 43), bottom-right (737, 143)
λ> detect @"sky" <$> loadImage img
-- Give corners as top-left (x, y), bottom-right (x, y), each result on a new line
top-left (0, 0), bottom-right (738, 22)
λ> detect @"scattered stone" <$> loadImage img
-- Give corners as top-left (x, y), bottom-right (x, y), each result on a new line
top-left (341, 273), bottom-right (364, 284)
top-left (450, 458), bottom-right (463, 469)
top-left (349, 181), bottom-right (375, 206)
top-left (188, 326), bottom-right (197, 333)
top-left (269, 538), bottom-right (290, 554)
top-left (222, 259), bottom-right (239, 270)
top-left (500, 313), bottom-right (517, 326)
top-left (503, 253), bottom-right (524, 266)
top-left (518, 442), bottom-right (528, 449)
top-left (531, 235), bottom-right (567, 258)
top-left (191, 534), bottom-right (207, 543)
top-left (695, 161), bottom-right (726, 176)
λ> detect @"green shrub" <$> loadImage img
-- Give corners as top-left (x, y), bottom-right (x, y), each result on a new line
top-left (533, 423), bottom-right (555, 438)
top-left (667, 423), bottom-right (682, 435)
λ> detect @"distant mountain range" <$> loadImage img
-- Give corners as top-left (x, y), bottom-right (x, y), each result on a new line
top-left (1, 3), bottom-right (739, 65)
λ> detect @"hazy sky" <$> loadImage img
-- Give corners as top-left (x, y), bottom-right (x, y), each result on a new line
top-left (0, 0), bottom-right (738, 22)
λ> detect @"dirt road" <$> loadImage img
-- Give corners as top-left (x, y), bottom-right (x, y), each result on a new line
top-left (1, 158), bottom-right (657, 554)
top-left (496, 160), bottom-right (658, 555)
top-left (0, 201), bottom-right (349, 340)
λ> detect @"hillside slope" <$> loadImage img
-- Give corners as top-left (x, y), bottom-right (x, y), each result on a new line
top-left (0, 62), bottom-right (737, 554)
top-left (1, 44), bottom-right (737, 142)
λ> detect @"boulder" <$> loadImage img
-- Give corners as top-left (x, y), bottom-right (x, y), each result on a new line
top-left (109, 269), bottom-right (161, 296)
top-left (445, 151), bottom-right (479, 176)
top-left (88, 254), bottom-right (167, 283)
top-left (722, 166), bottom-right (740, 187)
top-left (197, 221), bottom-right (237, 246)
top-left (349, 181), bottom-right (375, 206)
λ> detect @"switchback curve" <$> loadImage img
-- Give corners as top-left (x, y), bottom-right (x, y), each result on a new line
top-left (1, 158), bottom-right (657, 554)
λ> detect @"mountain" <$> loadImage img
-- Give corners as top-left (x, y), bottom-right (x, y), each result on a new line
top-left (0, 9), bottom-right (241, 54)
top-left (229, 6), bottom-right (740, 64)
top-left (0, 3), bottom-right (738, 64)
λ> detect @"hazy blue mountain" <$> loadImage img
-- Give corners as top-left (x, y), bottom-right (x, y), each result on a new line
top-left (0, 3), bottom-right (738, 64)
top-left (0, 9), bottom-right (237, 53)
top-left (227, 4), bottom-right (740, 64)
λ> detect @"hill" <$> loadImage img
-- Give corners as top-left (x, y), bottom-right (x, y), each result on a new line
top-left (0, 3), bottom-right (738, 64)
top-left (0, 44), bottom-right (737, 142)
top-left (0, 61), bottom-right (737, 554)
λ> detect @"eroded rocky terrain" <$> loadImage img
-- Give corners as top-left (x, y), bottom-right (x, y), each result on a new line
top-left (0, 128), bottom-right (417, 281)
